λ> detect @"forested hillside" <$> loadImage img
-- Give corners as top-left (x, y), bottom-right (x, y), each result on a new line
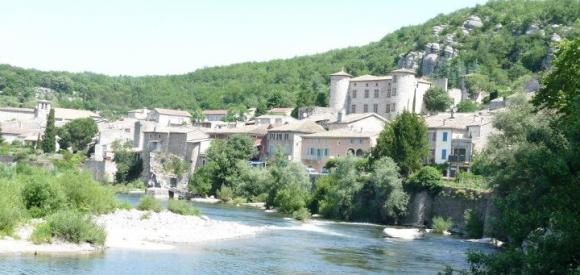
top-left (0, 0), bottom-right (578, 118)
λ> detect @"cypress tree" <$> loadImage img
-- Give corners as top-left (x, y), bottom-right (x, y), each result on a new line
top-left (41, 109), bottom-right (56, 153)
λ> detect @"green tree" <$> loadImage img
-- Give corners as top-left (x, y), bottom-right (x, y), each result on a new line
top-left (112, 140), bottom-right (143, 183)
top-left (57, 118), bottom-right (98, 152)
top-left (367, 157), bottom-right (409, 223)
top-left (41, 109), bottom-right (56, 153)
top-left (468, 40), bottom-right (580, 274)
top-left (406, 166), bottom-right (443, 193)
top-left (372, 111), bottom-right (429, 175)
top-left (315, 92), bottom-right (328, 107)
top-left (318, 156), bottom-right (363, 220)
top-left (456, 100), bottom-right (479, 112)
top-left (424, 87), bottom-right (452, 112)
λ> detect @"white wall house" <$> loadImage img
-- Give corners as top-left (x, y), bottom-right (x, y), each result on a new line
top-left (148, 108), bottom-right (191, 126)
top-left (202, 110), bottom-right (228, 122)
top-left (266, 120), bottom-right (325, 161)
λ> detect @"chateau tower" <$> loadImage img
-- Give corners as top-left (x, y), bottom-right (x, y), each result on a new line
top-left (35, 100), bottom-right (52, 122)
top-left (391, 69), bottom-right (418, 113)
top-left (329, 70), bottom-right (352, 112)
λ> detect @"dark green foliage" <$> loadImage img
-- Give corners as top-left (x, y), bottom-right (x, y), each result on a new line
top-left (456, 100), bottom-right (479, 112)
top-left (137, 196), bottom-right (161, 212)
top-left (432, 216), bottom-right (453, 234)
top-left (113, 150), bottom-right (143, 184)
top-left (373, 111), bottom-right (429, 175)
top-left (58, 118), bottom-right (98, 152)
top-left (468, 40), bottom-right (580, 274)
top-left (406, 166), bottom-right (444, 193)
top-left (0, 1), bottom-right (576, 116)
top-left (41, 109), bottom-right (56, 153)
top-left (21, 171), bottom-right (66, 217)
top-left (464, 209), bottom-right (483, 239)
top-left (424, 87), bottom-right (452, 112)
top-left (188, 165), bottom-right (213, 196)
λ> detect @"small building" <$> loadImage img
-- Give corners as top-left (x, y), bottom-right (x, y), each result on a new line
top-left (266, 120), bottom-right (325, 161)
top-left (0, 100), bottom-right (101, 126)
top-left (255, 114), bottom-right (297, 126)
top-left (424, 111), bottom-right (495, 177)
top-left (127, 108), bottom-right (151, 120)
top-left (297, 106), bottom-right (337, 120)
top-left (268, 107), bottom-right (294, 116)
top-left (327, 112), bottom-right (387, 133)
top-left (204, 124), bottom-right (271, 159)
top-left (301, 128), bottom-right (379, 172)
top-left (148, 108), bottom-right (191, 126)
top-left (202, 110), bottom-right (228, 122)
top-left (142, 126), bottom-right (210, 188)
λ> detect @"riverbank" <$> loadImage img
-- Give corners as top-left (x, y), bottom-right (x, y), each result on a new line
top-left (96, 209), bottom-right (266, 249)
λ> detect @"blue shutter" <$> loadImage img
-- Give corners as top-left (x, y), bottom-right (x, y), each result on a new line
top-left (443, 132), bottom-right (448, 142)
top-left (441, 149), bottom-right (447, 160)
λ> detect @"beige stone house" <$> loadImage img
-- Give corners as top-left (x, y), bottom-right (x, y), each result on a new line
top-left (141, 126), bottom-right (210, 188)
top-left (266, 120), bottom-right (325, 161)
top-left (148, 108), bottom-right (191, 126)
top-left (327, 112), bottom-right (387, 133)
top-left (301, 128), bottom-right (380, 172)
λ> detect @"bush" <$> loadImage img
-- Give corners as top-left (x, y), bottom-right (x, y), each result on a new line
top-left (168, 200), bottom-right (200, 216)
top-left (31, 210), bottom-right (106, 245)
top-left (292, 207), bottom-right (311, 221)
top-left (231, 197), bottom-right (247, 205)
top-left (0, 180), bottom-right (25, 235)
top-left (456, 100), bottom-right (479, 112)
top-left (140, 212), bottom-right (151, 220)
top-left (217, 186), bottom-right (234, 202)
top-left (58, 172), bottom-right (117, 214)
top-left (274, 185), bottom-right (309, 214)
top-left (252, 193), bottom-right (268, 203)
top-left (432, 216), bottom-right (453, 234)
top-left (116, 200), bottom-right (133, 210)
top-left (406, 166), bottom-right (444, 193)
top-left (464, 209), bottom-right (484, 239)
top-left (137, 196), bottom-right (161, 212)
top-left (21, 173), bottom-right (66, 218)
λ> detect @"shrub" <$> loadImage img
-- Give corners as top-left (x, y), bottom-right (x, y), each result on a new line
top-left (137, 196), bottom-right (161, 212)
top-left (0, 180), bottom-right (25, 235)
top-left (217, 186), bottom-right (234, 202)
top-left (252, 193), bottom-right (268, 203)
top-left (58, 172), bottom-right (117, 214)
top-left (432, 216), bottom-right (453, 234)
top-left (292, 207), bottom-right (311, 221)
top-left (30, 222), bottom-right (52, 244)
top-left (231, 197), bottom-right (247, 205)
top-left (464, 209), bottom-right (484, 239)
top-left (406, 166), bottom-right (444, 193)
top-left (31, 210), bottom-right (106, 245)
top-left (168, 200), bottom-right (200, 216)
top-left (21, 173), bottom-right (66, 217)
top-left (116, 200), bottom-right (133, 210)
top-left (456, 100), bottom-right (479, 112)
top-left (274, 185), bottom-right (309, 214)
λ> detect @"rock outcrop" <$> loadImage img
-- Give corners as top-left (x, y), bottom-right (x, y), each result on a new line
top-left (383, 227), bottom-right (425, 240)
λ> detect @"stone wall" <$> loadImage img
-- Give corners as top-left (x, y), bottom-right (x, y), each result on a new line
top-left (402, 187), bottom-right (496, 236)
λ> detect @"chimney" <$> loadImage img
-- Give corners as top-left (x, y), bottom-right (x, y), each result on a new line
top-left (337, 110), bottom-right (345, 123)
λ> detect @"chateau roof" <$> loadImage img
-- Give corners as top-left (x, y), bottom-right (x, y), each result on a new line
top-left (350, 75), bottom-right (392, 82)
top-left (330, 71), bottom-right (352, 77)
top-left (153, 108), bottom-right (191, 117)
top-left (303, 128), bottom-right (379, 139)
top-left (391, 68), bottom-right (417, 74)
top-left (268, 120), bottom-right (325, 133)
top-left (424, 111), bottom-right (494, 130)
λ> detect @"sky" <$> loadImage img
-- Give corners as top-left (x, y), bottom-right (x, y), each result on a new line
top-left (0, 0), bottom-right (488, 76)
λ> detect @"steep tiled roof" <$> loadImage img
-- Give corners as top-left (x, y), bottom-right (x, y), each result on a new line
top-left (153, 108), bottom-right (191, 117)
top-left (268, 120), bottom-right (325, 133)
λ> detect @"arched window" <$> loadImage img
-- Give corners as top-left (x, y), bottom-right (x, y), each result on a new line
top-left (347, 148), bottom-right (355, 156)
top-left (355, 149), bottom-right (364, 157)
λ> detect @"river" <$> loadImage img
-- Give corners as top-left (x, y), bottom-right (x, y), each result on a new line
top-left (0, 194), bottom-right (493, 274)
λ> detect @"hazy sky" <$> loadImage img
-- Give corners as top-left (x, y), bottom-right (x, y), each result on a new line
top-left (0, 0), bottom-right (487, 76)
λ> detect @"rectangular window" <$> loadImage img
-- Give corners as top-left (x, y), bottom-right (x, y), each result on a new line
top-left (441, 149), bottom-right (447, 160)
top-left (352, 90), bottom-right (357, 98)
top-left (324, 148), bottom-right (328, 156)
top-left (285, 133), bottom-right (289, 140)
top-left (386, 104), bottom-right (391, 113)
top-left (351, 104), bottom-right (356, 113)
top-left (375, 82), bottom-right (378, 86)
top-left (359, 139), bottom-right (363, 144)
top-left (387, 90), bottom-right (391, 97)
top-left (373, 104), bottom-right (378, 113)
top-left (391, 103), bottom-right (396, 112)
top-left (365, 83), bottom-right (369, 87)
top-left (442, 132), bottom-right (448, 142)
top-left (393, 76), bottom-right (398, 83)
top-left (432, 132), bottom-right (437, 142)
top-left (363, 104), bottom-right (368, 112)
top-left (392, 88), bottom-right (397, 96)
top-left (364, 89), bottom-right (369, 98)
top-left (310, 148), bottom-right (315, 155)
top-left (374, 89), bottom-right (379, 98)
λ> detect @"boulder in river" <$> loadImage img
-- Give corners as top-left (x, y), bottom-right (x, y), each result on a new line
top-left (383, 227), bottom-right (424, 240)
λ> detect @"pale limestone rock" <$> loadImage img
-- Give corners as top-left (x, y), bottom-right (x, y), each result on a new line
top-left (383, 227), bottom-right (424, 240)
top-left (463, 15), bottom-right (483, 29)
top-left (551, 33), bottom-right (561, 42)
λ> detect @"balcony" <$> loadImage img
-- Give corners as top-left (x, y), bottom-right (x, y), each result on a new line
top-left (448, 155), bottom-right (467, 162)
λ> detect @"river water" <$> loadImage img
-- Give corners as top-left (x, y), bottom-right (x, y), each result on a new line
top-left (0, 194), bottom-right (493, 274)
